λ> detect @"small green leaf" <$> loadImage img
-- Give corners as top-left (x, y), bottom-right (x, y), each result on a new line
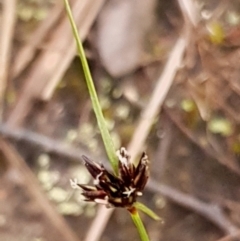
top-left (134, 202), bottom-right (163, 221)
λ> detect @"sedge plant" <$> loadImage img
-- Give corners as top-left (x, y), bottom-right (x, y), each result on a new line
top-left (64, 1), bottom-right (161, 240)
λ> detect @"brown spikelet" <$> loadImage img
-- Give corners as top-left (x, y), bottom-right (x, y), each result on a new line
top-left (75, 147), bottom-right (149, 208)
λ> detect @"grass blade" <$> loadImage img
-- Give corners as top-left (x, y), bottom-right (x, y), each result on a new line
top-left (63, 0), bottom-right (118, 174)
top-left (134, 201), bottom-right (163, 221)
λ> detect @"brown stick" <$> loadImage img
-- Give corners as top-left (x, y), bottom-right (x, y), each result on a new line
top-left (12, 2), bottom-right (64, 78)
top-left (216, 231), bottom-right (240, 241)
top-left (177, 0), bottom-right (199, 27)
top-left (164, 107), bottom-right (240, 175)
top-left (0, 123), bottom-right (88, 162)
top-left (128, 37), bottom-right (186, 163)
top-left (148, 179), bottom-right (239, 235)
top-left (0, 0), bottom-right (16, 118)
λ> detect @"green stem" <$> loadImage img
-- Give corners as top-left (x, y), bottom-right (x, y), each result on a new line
top-left (63, 0), bottom-right (118, 175)
top-left (129, 207), bottom-right (150, 241)
top-left (64, 1), bottom-right (151, 240)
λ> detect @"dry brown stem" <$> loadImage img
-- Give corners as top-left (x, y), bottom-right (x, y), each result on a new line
top-left (0, 0), bottom-right (17, 118)
top-left (148, 179), bottom-right (239, 235)
top-left (12, 2), bottom-right (64, 78)
top-left (164, 107), bottom-right (240, 176)
top-left (216, 231), bottom-right (240, 241)
top-left (0, 123), bottom-right (88, 162)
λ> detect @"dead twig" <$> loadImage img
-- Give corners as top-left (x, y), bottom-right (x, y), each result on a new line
top-left (177, 0), bottom-right (199, 27)
top-left (216, 231), bottom-right (240, 241)
top-left (0, 138), bottom-right (80, 241)
top-left (164, 107), bottom-right (240, 176)
top-left (0, 0), bottom-right (17, 118)
top-left (12, 2), bottom-right (64, 78)
top-left (0, 123), bottom-right (90, 163)
top-left (128, 37), bottom-right (186, 162)
top-left (147, 179), bottom-right (239, 235)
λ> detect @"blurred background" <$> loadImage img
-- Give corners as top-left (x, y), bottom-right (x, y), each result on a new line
top-left (0, 0), bottom-right (240, 240)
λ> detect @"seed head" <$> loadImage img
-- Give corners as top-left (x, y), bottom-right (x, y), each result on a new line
top-left (75, 147), bottom-right (149, 208)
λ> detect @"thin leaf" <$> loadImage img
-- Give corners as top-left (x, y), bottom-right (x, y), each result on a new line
top-left (134, 201), bottom-right (163, 221)
top-left (63, 0), bottom-right (118, 174)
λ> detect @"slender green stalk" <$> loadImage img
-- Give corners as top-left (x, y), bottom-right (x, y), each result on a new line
top-left (64, 1), bottom-right (151, 240)
top-left (129, 207), bottom-right (150, 241)
top-left (63, 0), bottom-right (118, 174)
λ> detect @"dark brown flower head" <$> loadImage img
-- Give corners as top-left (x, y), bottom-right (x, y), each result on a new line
top-left (75, 147), bottom-right (149, 208)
